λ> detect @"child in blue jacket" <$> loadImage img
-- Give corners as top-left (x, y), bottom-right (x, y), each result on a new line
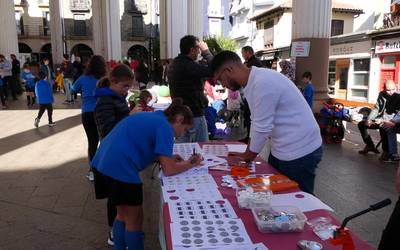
top-left (34, 71), bottom-right (55, 127)
top-left (21, 63), bottom-right (37, 107)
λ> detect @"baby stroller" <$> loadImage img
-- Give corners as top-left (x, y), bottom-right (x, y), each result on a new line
top-left (319, 102), bottom-right (348, 144)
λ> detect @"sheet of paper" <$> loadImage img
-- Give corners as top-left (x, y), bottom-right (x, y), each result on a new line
top-left (202, 144), bottom-right (229, 157)
top-left (174, 143), bottom-right (203, 160)
top-left (271, 191), bottom-right (334, 212)
top-left (171, 218), bottom-right (252, 248)
top-left (174, 242), bottom-right (268, 250)
top-left (201, 154), bottom-right (228, 168)
top-left (161, 174), bottom-right (222, 202)
top-left (226, 144), bottom-right (247, 153)
top-left (168, 199), bottom-right (238, 222)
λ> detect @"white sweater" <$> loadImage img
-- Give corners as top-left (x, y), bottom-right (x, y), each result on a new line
top-left (243, 67), bottom-right (322, 161)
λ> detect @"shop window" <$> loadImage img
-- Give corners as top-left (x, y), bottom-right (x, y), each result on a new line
top-left (339, 68), bottom-right (348, 89)
top-left (350, 58), bottom-right (370, 101)
top-left (331, 20), bottom-right (344, 36)
top-left (382, 56), bottom-right (396, 68)
top-left (328, 60), bottom-right (336, 95)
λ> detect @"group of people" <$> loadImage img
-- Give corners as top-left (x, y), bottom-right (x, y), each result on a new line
top-left (0, 54), bottom-right (21, 108)
top-left (357, 80), bottom-right (400, 162)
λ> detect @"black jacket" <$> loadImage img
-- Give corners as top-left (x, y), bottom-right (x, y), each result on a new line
top-left (94, 87), bottom-right (130, 139)
top-left (369, 92), bottom-right (400, 120)
top-left (168, 50), bottom-right (213, 117)
top-left (245, 55), bottom-right (263, 68)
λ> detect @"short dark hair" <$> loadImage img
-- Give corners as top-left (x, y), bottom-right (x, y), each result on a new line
top-left (164, 98), bottom-right (193, 125)
top-left (242, 46), bottom-right (254, 54)
top-left (39, 70), bottom-right (47, 80)
top-left (0, 54), bottom-right (5, 59)
top-left (211, 50), bottom-right (242, 75)
top-left (180, 35), bottom-right (199, 55)
top-left (63, 54), bottom-right (69, 60)
top-left (85, 55), bottom-right (107, 79)
top-left (302, 71), bottom-right (312, 80)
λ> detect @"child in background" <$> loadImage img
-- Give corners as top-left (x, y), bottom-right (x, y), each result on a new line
top-left (55, 68), bottom-right (64, 93)
top-left (131, 90), bottom-right (154, 113)
top-left (21, 64), bottom-right (37, 107)
top-left (34, 71), bottom-right (55, 127)
top-left (302, 71), bottom-right (314, 109)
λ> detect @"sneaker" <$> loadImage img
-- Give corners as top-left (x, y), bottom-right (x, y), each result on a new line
top-left (382, 154), bottom-right (400, 163)
top-left (34, 118), bottom-right (39, 128)
top-left (107, 230), bottom-right (114, 246)
top-left (358, 145), bottom-right (380, 155)
top-left (48, 122), bottom-right (56, 127)
top-left (86, 171), bottom-right (94, 181)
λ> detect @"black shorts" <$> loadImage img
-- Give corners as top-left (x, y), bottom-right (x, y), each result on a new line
top-left (93, 168), bottom-right (143, 206)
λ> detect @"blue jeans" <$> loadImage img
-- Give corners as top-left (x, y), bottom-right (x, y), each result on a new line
top-left (268, 146), bottom-right (323, 194)
top-left (176, 116), bottom-right (209, 143)
top-left (387, 126), bottom-right (400, 155)
top-left (63, 78), bottom-right (73, 102)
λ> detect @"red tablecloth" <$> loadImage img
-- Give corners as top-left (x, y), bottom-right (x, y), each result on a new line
top-left (163, 143), bottom-right (375, 250)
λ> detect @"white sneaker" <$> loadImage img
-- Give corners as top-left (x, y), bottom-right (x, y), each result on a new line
top-left (34, 118), bottom-right (39, 128)
top-left (86, 171), bottom-right (94, 181)
top-left (48, 122), bottom-right (56, 127)
top-left (107, 230), bottom-right (114, 246)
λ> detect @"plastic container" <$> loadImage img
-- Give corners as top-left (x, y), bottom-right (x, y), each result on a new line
top-left (251, 206), bottom-right (307, 233)
top-left (236, 187), bottom-right (272, 209)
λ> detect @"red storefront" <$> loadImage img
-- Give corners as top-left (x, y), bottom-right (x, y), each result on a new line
top-left (375, 37), bottom-right (400, 90)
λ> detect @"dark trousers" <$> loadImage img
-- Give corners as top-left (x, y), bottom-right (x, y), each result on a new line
top-left (268, 147), bottom-right (323, 194)
top-left (81, 112), bottom-right (99, 162)
top-left (3, 76), bottom-right (17, 99)
top-left (378, 196), bottom-right (400, 250)
top-left (0, 85), bottom-right (6, 106)
top-left (37, 104), bottom-right (53, 123)
top-left (358, 121), bottom-right (380, 147)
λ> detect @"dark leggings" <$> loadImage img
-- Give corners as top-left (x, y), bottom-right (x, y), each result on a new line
top-left (107, 199), bottom-right (117, 227)
top-left (81, 112), bottom-right (99, 162)
top-left (37, 104), bottom-right (53, 123)
top-left (0, 85), bottom-right (6, 106)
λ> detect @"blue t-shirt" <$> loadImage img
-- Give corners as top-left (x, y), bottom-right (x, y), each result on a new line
top-left (92, 111), bottom-right (174, 183)
top-left (35, 80), bottom-right (54, 104)
top-left (303, 82), bottom-right (314, 109)
top-left (72, 75), bottom-right (98, 113)
top-left (21, 71), bottom-right (36, 89)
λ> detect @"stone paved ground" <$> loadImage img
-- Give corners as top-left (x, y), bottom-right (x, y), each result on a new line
top-left (0, 93), bottom-right (398, 249)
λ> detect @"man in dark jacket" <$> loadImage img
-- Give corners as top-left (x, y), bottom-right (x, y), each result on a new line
top-left (61, 54), bottom-right (74, 104)
top-left (10, 54), bottom-right (21, 97)
top-left (358, 80), bottom-right (399, 155)
top-left (241, 46), bottom-right (263, 68)
top-left (168, 35), bottom-right (213, 142)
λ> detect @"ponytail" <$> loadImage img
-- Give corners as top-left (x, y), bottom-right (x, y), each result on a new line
top-left (164, 98), bottom-right (193, 125)
top-left (97, 77), bottom-right (111, 88)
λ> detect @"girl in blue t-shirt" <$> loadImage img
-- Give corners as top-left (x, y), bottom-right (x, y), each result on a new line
top-left (92, 98), bottom-right (202, 250)
top-left (21, 63), bottom-right (37, 107)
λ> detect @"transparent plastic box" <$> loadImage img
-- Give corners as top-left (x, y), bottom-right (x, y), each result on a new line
top-left (251, 206), bottom-right (307, 233)
top-left (236, 187), bottom-right (272, 209)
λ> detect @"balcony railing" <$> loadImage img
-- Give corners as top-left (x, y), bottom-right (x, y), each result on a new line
top-left (17, 25), bottom-right (51, 37)
top-left (65, 22), bottom-right (92, 39)
top-left (383, 13), bottom-right (400, 28)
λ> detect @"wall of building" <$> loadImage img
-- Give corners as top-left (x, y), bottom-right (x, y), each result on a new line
top-left (274, 12), bottom-right (292, 49)
top-left (332, 12), bottom-right (354, 35)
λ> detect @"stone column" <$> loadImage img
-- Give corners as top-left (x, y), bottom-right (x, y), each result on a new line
top-left (49, 0), bottom-right (64, 65)
top-left (92, 0), bottom-right (121, 61)
top-left (160, 0), bottom-right (187, 59)
top-left (187, 0), bottom-right (203, 38)
top-left (292, 0), bottom-right (332, 111)
top-left (0, 0), bottom-right (19, 59)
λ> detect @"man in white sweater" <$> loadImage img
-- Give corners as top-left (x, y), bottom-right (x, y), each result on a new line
top-left (211, 51), bottom-right (322, 194)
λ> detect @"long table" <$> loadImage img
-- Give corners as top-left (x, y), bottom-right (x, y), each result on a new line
top-left (160, 142), bottom-right (374, 250)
